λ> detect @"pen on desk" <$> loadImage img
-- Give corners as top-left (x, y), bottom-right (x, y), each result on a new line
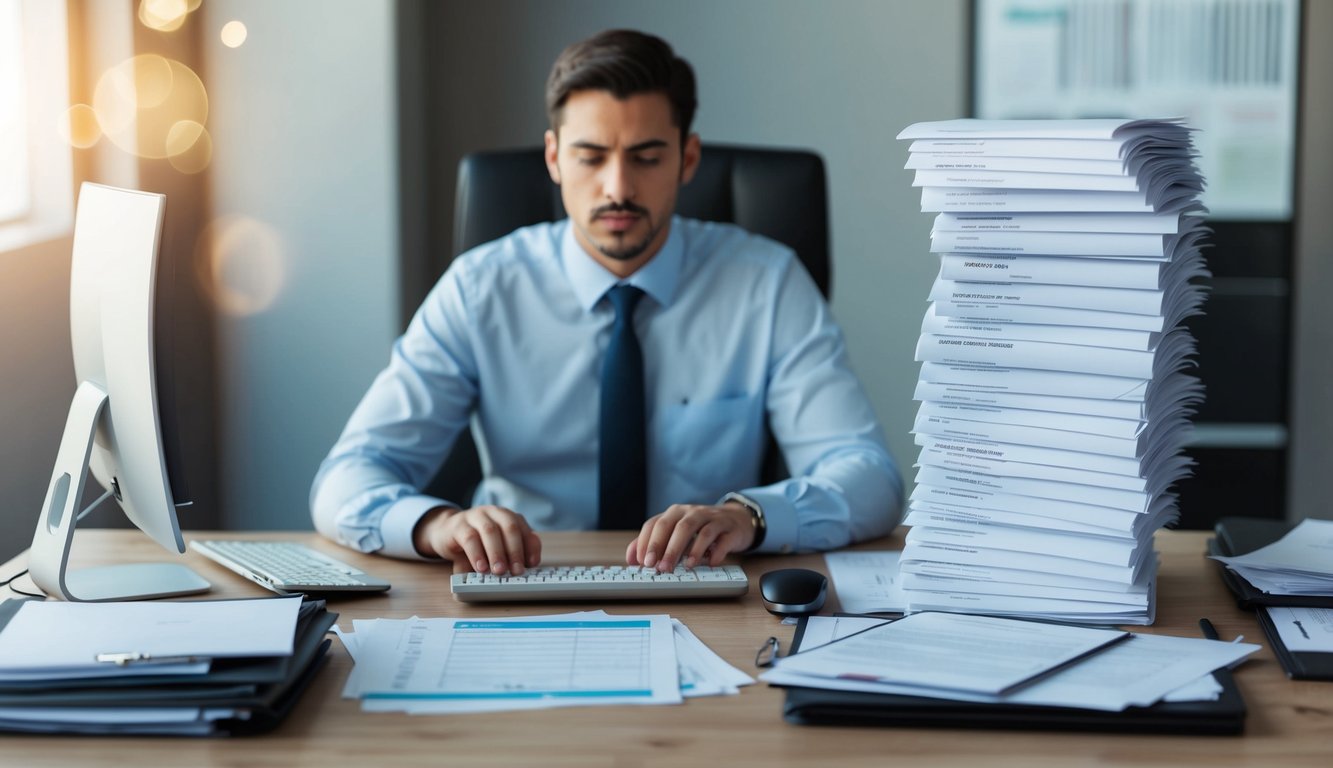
top-left (1198, 618), bottom-right (1245, 644)
top-left (1199, 617), bottom-right (1220, 640)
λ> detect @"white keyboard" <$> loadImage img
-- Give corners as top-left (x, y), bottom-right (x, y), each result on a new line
top-left (190, 540), bottom-right (392, 595)
top-left (451, 564), bottom-right (749, 602)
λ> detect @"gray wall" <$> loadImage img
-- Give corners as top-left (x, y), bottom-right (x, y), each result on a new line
top-left (191, 0), bottom-right (966, 534)
top-left (424, 0), bottom-right (968, 483)
top-left (0, 236), bottom-right (75, 563)
top-left (201, 0), bottom-right (400, 529)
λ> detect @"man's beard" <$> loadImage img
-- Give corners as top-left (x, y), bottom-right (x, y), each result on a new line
top-left (588, 202), bottom-right (659, 262)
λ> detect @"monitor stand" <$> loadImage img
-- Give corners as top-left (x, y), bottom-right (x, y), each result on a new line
top-left (28, 382), bottom-right (210, 602)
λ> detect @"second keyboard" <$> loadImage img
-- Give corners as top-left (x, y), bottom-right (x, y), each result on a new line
top-left (450, 564), bottom-right (748, 602)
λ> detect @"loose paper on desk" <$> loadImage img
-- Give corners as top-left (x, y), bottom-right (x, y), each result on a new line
top-left (767, 616), bottom-right (1257, 711)
top-left (339, 611), bottom-right (608, 715)
top-left (672, 619), bottom-right (754, 697)
top-left (337, 611), bottom-right (750, 710)
top-left (823, 551), bottom-right (906, 614)
top-left (1212, 519), bottom-right (1333, 595)
top-left (0, 597), bottom-right (301, 681)
top-left (773, 612), bottom-right (1128, 695)
top-left (345, 613), bottom-right (680, 714)
top-left (1266, 607), bottom-right (1333, 653)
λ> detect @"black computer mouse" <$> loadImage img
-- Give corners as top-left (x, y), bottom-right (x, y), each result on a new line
top-left (759, 568), bottom-right (828, 617)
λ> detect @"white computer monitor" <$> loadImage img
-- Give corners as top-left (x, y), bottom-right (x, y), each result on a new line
top-left (28, 182), bottom-right (210, 601)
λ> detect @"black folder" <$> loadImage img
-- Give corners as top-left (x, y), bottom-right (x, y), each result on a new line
top-left (1253, 606), bottom-right (1333, 681)
top-left (1208, 516), bottom-right (1333, 681)
top-left (1207, 516), bottom-right (1333, 611)
top-left (776, 616), bottom-right (1247, 735)
top-left (0, 597), bottom-right (336, 735)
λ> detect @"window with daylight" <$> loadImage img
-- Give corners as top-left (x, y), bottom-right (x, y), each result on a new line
top-left (0, 0), bottom-right (72, 252)
top-left (0, 0), bottom-right (30, 225)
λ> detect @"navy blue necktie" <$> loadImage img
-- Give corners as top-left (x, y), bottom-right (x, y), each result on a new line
top-left (598, 285), bottom-right (647, 530)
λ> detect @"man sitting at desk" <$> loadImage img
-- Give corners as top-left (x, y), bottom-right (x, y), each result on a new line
top-left (311, 29), bottom-right (902, 575)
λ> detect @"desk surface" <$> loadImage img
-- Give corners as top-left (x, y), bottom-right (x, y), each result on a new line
top-left (2, 530), bottom-right (1330, 767)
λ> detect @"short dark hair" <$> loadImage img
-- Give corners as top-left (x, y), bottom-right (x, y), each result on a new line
top-left (546, 29), bottom-right (697, 143)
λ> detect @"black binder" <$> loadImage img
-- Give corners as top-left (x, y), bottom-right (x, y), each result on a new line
top-left (776, 616), bottom-right (1247, 735)
top-left (1253, 607), bottom-right (1333, 681)
top-left (1208, 516), bottom-right (1333, 681)
top-left (1207, 516), bottom-right (1333, 610)
top-left (0, 597), bottom-right (336, 735)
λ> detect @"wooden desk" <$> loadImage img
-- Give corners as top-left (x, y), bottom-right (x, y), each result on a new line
top-left (2, 530), bottom-right (1330, 766)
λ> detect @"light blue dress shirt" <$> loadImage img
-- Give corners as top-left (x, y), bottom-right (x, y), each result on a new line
top-left (311, 216), bottom-right (902, 559)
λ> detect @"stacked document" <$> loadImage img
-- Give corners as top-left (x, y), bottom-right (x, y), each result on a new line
top-left (1212, 519), bottom-right (1333, 596)
top-left (761, 613), bottom-right (1259, 713)
top-left (338, 611), bottom-right (752, 713)
top-left (0, 597), bottom-right (334, 735)
top-left (895, 118), bottom-right (1210, 625)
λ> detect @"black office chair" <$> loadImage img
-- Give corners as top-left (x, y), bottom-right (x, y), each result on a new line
top-left (425, 144), bottom-right (830, 506)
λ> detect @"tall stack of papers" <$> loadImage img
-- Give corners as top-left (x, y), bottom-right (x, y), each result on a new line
top-left (895, 118), bottom-right (1210, 625)
top-left (337, 611), bottom-right (752, 714)
top-left (0, 597), bottom-right (334, 735)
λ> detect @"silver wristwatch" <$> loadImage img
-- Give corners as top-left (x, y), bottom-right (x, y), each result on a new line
top-left (720, 492), bottom-right (766, 553)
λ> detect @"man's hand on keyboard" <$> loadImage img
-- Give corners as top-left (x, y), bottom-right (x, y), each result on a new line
top-left (412, 505), bottom-right (543, 576)
top-left (625, 502), bottom-right (755, 573)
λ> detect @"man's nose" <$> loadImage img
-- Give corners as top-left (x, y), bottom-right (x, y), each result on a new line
top-left (602, 156), bottom-right (635, 202)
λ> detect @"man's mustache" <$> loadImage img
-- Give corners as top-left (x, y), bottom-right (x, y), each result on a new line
top-left (590, 202), bottom-right (650, 220)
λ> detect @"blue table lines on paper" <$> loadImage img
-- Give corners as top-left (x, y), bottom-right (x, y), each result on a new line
top-left (453, 621), bottom-right (652, 630)
top-left (437, 618), bottom-right (654, 695)
top-left (364, 689), bottom-right (656, 700)
top-left (345, 614), bottom-right (684, 713)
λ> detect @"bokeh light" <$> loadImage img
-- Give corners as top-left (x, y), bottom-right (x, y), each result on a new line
top-left (166, 120), bottom-right (211, 173)
top-left (220, 20), bottom-right (248, 48)
top-left (58, 104), bottom-right (102, 148)
top-left (197, 217), bottom-right (287, 316)
top-left (92, 55), bottom-right (207, 160)
top-left (139, 0), bottom-right (189, 32)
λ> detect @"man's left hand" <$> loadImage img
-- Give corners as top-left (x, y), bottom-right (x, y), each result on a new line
top-left (625, 502), bottom-right (755, 571)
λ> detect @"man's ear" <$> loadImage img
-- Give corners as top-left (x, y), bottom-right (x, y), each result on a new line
top-left (544, 129), bottom-right (561, 185)
top-left (680, 133), bottom-right (702, 186)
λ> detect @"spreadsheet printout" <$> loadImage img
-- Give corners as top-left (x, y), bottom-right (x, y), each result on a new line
top-left (350, 614), bottom-right (680, 712)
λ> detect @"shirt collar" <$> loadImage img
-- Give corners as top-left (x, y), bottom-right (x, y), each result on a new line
top-left (560, 216), bottom-right (683, 312)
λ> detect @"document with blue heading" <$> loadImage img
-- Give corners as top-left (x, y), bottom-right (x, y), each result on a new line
top-left (346, 613), bottom-right (680, 713)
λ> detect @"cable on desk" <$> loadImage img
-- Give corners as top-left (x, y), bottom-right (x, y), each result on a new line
top-left (2, 569), bottom-right (44, 599)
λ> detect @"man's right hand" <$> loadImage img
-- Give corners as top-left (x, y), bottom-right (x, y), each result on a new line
top-left (412, 505), bottom-right (542, 575)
